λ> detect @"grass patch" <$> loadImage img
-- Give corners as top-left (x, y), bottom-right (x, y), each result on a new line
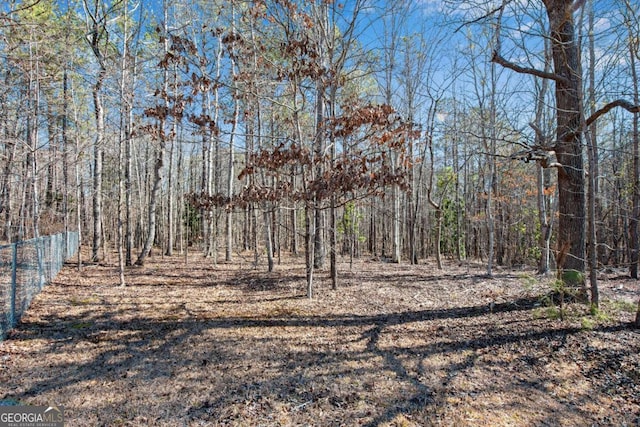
top-left (603, 299), bottom-right (637, 314)
top-left (70, 322), bottom-right (93, 330)
top-left (69, 296), bottom-right (97, 306)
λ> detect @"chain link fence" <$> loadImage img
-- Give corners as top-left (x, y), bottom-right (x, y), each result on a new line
top-left (0, 232), bottom-right (79, 341)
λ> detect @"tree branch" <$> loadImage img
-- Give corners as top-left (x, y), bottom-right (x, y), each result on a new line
top-left (491, 51), bottom-right (570, 85)
top-left (3, 0), bottom-right (42, 16)
top-left (529, 122), bottom-right (545, 144)
top-left (585, 99), bottom-right (640, 127)
top-left (454, 3), bottom-right (510, 33)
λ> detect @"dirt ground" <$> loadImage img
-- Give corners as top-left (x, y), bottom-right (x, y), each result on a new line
top-left (1, 253), bottom-right (639, 426)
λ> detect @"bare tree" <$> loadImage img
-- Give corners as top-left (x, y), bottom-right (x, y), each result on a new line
top-left (136, 0), bottom-right (175, 265)
top-left (83, 0), bottom-right (121, 262)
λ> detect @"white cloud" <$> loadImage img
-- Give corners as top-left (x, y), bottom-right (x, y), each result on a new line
top-left (415, 0), bottom-right (448, 15)
top-left (594, 17), bottom-right (610, 32)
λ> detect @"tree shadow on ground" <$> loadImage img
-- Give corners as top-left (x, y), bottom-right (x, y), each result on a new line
top-left (5, 289), bottom-right (639, 425)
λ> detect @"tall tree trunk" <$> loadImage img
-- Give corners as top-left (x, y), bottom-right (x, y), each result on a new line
top-left (391, 174), bottom-right (401, 263)
top-left (291, 165), bottom-right (299, 256)
top-left (545, 0), bottom-right (586, 289)
top-left (62, 62), bottom-right (70, 245)
top-left (263, 204), bottom-right (274, 272)
top-left (434, 208), bottom-right (443, 269)
top-left (28, 121), bottom-right (40, 240)
top-left (117, 118), bottom-right (126, 285)
top-left (313, 88), bottom-right (325, 269)
top-left (292, 80), bottom-right (314, 296)
top-left (537, 165), bottom-right (553, 274)
top-left (136, 140), bottom-right (164, 265)
top-left (202, 37), bottom-right (223, 260)
top-left (166, 139), bottom-right (175, 257)
top-left (125, 57), bottom-right (136, 266)
top-left (176, 135), bottom-right (185, 257)
top-left (329, 93), bottom-right (337, 288)
top-left (493, 1), bottom-right (587, 286)
top-left (585, 0), bottom-right (599, 305)
top-left (225, 9), bottom-right (239, 262)
top-left (117, 5), bottom-right (130, 286)
top-left (85, 0), bottom-right (108, 263)
top-left (165, 68), bottom-right (178, 257)
top-left (330, 197), bottom-right (337, 289)
top-left (533, 36), bottom-right (553, 275)
top-left (0, 69), bottom-right (8, 241)
top-left (426, 103), bottom-right (443, 269)
top-left (311, 1), bottom-right (329, 270)
top-left (2, 124), bottom-right (17, 241)
top-left (306, 203), bottom-right (316, 298)
top-left (91, 66), bottom-right (104, 262)
top-left (627, 7), bottom-right (640, 279)
top-left (136, 1), bottom-right (170, 265)
top-left (485, 57), bottom-right (498, 278)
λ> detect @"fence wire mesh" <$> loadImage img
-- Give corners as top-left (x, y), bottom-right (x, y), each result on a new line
top-left (1, 232), bottom-right (79, 340)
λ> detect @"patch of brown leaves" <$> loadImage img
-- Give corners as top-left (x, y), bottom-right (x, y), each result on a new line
top-left (1, 254), bottom-right (638, 426)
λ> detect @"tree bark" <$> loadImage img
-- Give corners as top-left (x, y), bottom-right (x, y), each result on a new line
top-left (545, 0), bottom-right (586, 288)
top-left (225, 12), bottom-right (239, 263)
top-left (492, 1), bottom-right (586, 286)
top-left (85, 0), bottom-right (108, 263)
top-left (263, 205), bottom-right (274, 272)
top-left (434, 208), bottom-right (443, 269)
top-left (484, 55), bottom-right (498, 278)
top-left (136, 1), bottom-right (170, 266)
top-left (91, 65), bottom-right (104, 263)
top-left (532, 35), bottom-right (553, 275)
top-left (165, 67), bottom-right (178, 257)
top-left (585, 0), bottom-right (599, 305)
top-left (125, 57), bottom-right (136, 266)
top-left (626, 4), bottom-right (640, 279)
top-left (117, 4), bottom-right (130, 286)
top-left (313, 87), bottom-right (325, 269)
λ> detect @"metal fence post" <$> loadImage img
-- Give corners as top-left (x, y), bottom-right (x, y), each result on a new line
top-left (9, 242), bottom-right (17, 335)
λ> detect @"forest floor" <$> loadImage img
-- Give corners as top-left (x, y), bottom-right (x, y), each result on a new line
top-left (1, 253), bottom-right (639, 426)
